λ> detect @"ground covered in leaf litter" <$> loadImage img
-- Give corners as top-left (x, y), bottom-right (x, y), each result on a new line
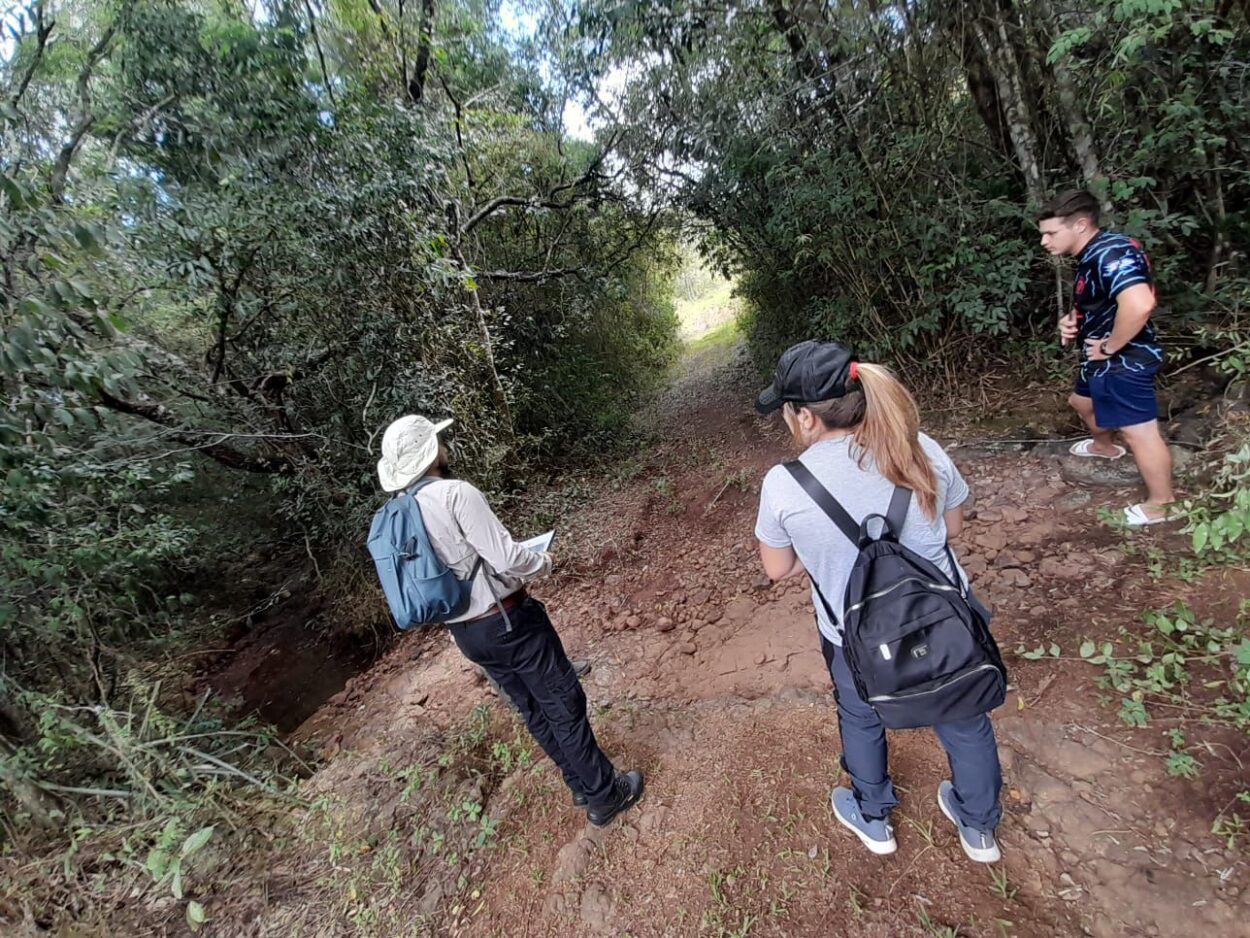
top-left (216, 336), bottom-right (1245, 938)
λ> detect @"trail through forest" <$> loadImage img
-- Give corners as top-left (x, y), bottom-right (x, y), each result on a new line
top-left (230, 329), bottom-right (1247, 938)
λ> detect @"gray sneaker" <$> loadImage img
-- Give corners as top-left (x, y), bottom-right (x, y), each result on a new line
top-left (937, 780), bottom-right (1001, 863)
top-left (831, 786), bottom-right (897, 856)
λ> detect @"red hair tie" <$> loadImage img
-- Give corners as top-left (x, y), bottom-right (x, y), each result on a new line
top-left (849, 361), bottom-right (859, 382)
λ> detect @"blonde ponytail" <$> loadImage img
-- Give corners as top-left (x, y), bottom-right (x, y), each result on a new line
top-left (852, 363), bottom-right (939, 519)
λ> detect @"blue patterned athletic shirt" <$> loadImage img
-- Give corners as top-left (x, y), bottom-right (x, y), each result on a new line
top-left (1073, 230), bottom-right (1161, 379)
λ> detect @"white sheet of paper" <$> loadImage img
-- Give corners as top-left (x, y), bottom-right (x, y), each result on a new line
top-left (519, 530), bottom-right (555, 553)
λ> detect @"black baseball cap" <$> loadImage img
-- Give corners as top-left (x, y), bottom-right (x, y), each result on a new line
top-left (755, 340), bottom-right (858, 414)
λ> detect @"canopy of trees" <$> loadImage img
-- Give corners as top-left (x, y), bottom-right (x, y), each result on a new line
top-left (2, 0), bottom-right (676, 834)
top-left (572, 0), bottom-right (1248, 371)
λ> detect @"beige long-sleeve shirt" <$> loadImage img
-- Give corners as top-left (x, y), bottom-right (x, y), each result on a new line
top-left (412, 477), bottom-right (550, 623)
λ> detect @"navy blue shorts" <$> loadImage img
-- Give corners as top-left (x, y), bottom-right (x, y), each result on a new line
top-left (1074, 365), bottom-right (1159, 429)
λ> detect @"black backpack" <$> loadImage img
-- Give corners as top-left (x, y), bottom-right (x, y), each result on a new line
top-left (785, 460), bottom-right (1007, 729)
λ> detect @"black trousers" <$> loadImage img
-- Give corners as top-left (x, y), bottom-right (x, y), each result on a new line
top-left (449, 597), bottom-right (616, 807)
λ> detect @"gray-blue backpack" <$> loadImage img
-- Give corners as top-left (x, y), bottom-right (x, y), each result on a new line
top-left (367, 478), bottom-right (481, 630)
top-left (785, 460), bottom-right (1007, 729)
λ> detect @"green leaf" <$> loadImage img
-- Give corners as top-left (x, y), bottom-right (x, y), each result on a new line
top-left (1048, 643), bottom-right (1061, 657)
top-left (145, 847), bottom-right (169, 880)
top-left (1235, 639), bottom-right (1250, 666)
top-left (1079, 640), bottom-right (1096, 658)
top-left (181, 825), bottom-right (215, 858)
top-left (72, 223), bottom-right (104, 254)
top-left (0, 173), bottom-right (27, 210)
top-left (187, 901), bottom-right (206, 931)
top-left (17, 296), bottom-right (52, 319)
top-left (1192, 523), bottom-right (1209, 554)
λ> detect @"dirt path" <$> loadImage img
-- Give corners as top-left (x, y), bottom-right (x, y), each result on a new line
top-left (291, 337), bottom-right (1246, 938)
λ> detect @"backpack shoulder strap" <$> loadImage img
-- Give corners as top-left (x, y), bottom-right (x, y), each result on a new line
top-left (885, 485), bottom-right (911, 538)
top-left (784, 459), bottom-right (858, 546)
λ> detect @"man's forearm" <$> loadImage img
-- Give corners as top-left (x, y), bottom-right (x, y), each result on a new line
top-left (1105, 308), bottom-right (1152, 353)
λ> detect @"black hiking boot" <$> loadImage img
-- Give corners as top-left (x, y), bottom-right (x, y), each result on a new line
top-left (586, 770), bottom-right (645, 828)
top-left (572, 790), bottom-right (587, 808)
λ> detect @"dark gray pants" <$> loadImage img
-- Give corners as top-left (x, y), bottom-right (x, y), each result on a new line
top-left (450, 597), bottom-right (616, 807)
top-left (820, 636), bottom-right (1003, 831)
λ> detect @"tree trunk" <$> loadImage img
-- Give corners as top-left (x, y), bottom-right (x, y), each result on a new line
top-left (971, 9), bottom-right (1045, 206)
top-left (1033, 0), bottom-right (1104, 196)
top-left (961, 28), bottom-right (1014, 165)
top-left (450, 242), bottom-right (514, 436)
top-left (408, 0), bottom-right (436, 105)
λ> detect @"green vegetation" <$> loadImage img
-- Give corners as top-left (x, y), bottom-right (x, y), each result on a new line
top-left (0, 0), bottom-right (677, 926)
top-left (576, 0), bottom-right (1249, 374)
top-left (3, 0), bottom-right (1250, 932)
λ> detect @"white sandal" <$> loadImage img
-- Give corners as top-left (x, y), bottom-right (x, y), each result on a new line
top-left (1069, 439), bottom-right (1126, 460)
top-left (1124, 503), bottom-right (1173, 526)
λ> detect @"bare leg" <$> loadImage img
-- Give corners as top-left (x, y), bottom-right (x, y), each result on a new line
top-left (1068, 393), bottom-right (1120, 456)
top-left (1118, 419), bottom-right (1174, 517)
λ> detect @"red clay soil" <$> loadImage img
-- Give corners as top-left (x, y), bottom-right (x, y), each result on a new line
top-left (286, 339), bottom-right (1246, 938)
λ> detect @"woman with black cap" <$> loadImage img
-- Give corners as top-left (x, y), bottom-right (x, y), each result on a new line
top-left (754, 341), bottom-right (1003, 863)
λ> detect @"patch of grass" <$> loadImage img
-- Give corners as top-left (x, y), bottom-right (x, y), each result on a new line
top-left (1068, 599), bottom-right (1250, 843)
top-left (653, 476), bottom-right (685, 515)
top-left (989, 865), bottom-right (1018, 901)
top-left (847, 885), bottom-right (865, 916)
top-left (296, 705), bottom-right (530, 936)
top-left (915, 901), bottom-right (960, 938)
top-left (676, 279), bottom-right (738, 338)
top-left (686, 315), bottom-right (740, 353)
top-left (904, 815), bottom-right (938, 848)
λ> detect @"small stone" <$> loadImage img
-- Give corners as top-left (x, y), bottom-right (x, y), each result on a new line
top-left (963, 554), bottom-right (989, 576)
top-left (656, 617), bottom-right (675, 633)
top-left (625, 615), bottom-right (641, 628)
top-left (704, 609), bottom-right (723, 624)
top-left (1039, 557), bottom-right (1083, 579)
top-left (1004, 568), bottom-right (1032, 588)
top-left (750, 574), bottom-right (772, 591)
top-left (975, 530), bottom-right (1008, 552)
top-left (677, 642), bottom-right (697, 655)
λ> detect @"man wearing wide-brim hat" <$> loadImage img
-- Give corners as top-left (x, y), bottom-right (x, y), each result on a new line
top-left (375, 415), bottom-right (644, 827)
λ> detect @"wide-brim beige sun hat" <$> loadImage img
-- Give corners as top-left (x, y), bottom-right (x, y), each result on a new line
top-left (377, 415), bottom-right (454, 492)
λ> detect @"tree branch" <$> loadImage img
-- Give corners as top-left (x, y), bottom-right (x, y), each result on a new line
top-left (7, 0), bottom-right (54, 112)
top-left (438, 73), bottom-right (475, 192)
top-left (408, 0), bottom-right (435, 105)
top-left (303, 0), bottom-right (338, 110)
top-left (462, 187), bottom-right (592, 235)
top-left (476, 266), bottom-right (583, 283)
top-left (96, 389), bottom-right (296, 474)
top-left (49, 8), bottom-right (125, 202)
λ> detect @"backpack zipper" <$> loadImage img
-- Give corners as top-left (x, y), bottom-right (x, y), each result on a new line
top-left (847, 577), bottom-right (959, 615)
top-left (868, 663), bottom-right (1000, 703)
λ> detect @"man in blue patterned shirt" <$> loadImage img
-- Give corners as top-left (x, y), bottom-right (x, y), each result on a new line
top-left (1037, 190), bottom-right (1174, 525)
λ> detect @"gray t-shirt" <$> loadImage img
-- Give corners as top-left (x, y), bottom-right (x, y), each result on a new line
top-left (754, 433), bottom-right (970, 645)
